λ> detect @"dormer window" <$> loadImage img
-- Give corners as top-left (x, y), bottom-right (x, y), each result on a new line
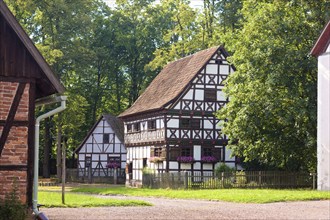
top-left (148, 120), bottom-right (156, 130)
top-left (204, 89), bottom-right (217, 102)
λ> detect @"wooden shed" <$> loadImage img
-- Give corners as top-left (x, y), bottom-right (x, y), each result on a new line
top-left (0, 0), bottom-right (64, 207)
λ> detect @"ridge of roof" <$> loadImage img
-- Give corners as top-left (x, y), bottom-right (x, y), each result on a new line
top-left (310, 20), bottom-right (330, 57)
top-left (0, 0), bottom-right (65, 94)
top-left (119, 46), bottom-right (221, 118)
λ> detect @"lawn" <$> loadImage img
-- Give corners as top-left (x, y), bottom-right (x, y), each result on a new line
top-left (38, 191), bottom-right (151, 208)
top-left (71, 186), bottom-right (330, 203)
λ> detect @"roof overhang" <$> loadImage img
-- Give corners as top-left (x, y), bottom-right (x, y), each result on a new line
top-left (310, 20), bottom-right (330, 57)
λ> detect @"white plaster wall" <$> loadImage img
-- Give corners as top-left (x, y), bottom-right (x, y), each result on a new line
top-left (317, 51), bottom-right (330, 190)
top-left (220, 65), bottom-right (229, 75)
top-left (206, 64), bottom-right (218, 74)
top-left (167, 118), bottom-right (179, 128)
top-left (195, 89), bottom-right (204, 100)
top-left (183, 89), bottom-right (193, 99)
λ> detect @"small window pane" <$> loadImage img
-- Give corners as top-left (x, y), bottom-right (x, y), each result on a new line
top-left (204, 89), bottom-right (217, 102)
top-left (103, 134), bottom-right (109, 143)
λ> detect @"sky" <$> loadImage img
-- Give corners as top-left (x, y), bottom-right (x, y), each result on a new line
top-left (103, 0), bottom-right (203, 8)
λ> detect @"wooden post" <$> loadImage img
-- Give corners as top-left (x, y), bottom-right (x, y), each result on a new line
top-left (184, 171), bottom-right (188, 189)
top-left (61, 140), bottom-right (66, 204)
top-left (114, 168), bottom-right (117, 185)
top-left (221, 172), bottom-right (225, 188)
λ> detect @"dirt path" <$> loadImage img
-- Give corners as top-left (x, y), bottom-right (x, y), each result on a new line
top-left (41, 196), bottom-right (330, 220)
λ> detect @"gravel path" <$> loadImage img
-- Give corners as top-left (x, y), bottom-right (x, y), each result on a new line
top-left (41, 195), bottom-right (330, 220)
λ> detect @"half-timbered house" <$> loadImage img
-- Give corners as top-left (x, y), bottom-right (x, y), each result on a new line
top-left (119, 46), bottom-right (238, 186)
top-left (75, 114), bottom-right (126, 183)
top-left (310, 20), bottom-right (330, 191)
top-left (0, 0), bottom-right (64, 208)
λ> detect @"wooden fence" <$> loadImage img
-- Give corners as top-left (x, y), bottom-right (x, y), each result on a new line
top-left (142, 171), bottom-right (316, 189)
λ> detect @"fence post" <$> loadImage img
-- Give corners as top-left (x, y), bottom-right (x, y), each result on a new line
top-left (221, 172), bottom-right (224, 188)
top-left (184, 171), bottom-right (188, 189)
top-left (311, 173), bottom-right (316, 190)
top-left (258, 171), bottom-right (261, 187)
top-left (114, 168), bottom-right (117, 185)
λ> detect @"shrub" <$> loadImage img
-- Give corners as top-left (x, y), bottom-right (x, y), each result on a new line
top-left (215, 163), bottom-right (235, 176)
top-left (0, 181), bottom-right (27, 220)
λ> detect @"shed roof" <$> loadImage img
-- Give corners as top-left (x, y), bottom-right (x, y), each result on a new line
top-left (119, 46), bottom-right (225, 118)
top-left (310, 20), bottom-right (330, 57)
top-left (0, 1), bottom-right (65, 97)
top-left (74, 114), bottom-right (124, 153)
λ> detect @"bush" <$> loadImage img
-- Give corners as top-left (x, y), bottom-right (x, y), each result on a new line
top-left (0, 181), bottom-right (27, 220)
top-left (215, 163), bottom-right (235, 176)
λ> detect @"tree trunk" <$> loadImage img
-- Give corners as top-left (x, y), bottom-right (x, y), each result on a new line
top-left (62, 139), bottom-right (66, 204)
top-left (43, 118), bottom-right (52, 178)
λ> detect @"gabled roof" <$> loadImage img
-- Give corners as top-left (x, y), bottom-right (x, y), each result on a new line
top-left (119, 46), bottom-right (227, 118)
top-left (310, 20), bottom-right (330, 57)
top-left (0, 1), bottom-right (65, 97)
top-left (74, 114), bottom-right (124, 153)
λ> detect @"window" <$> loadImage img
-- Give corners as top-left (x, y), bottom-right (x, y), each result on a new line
top-left (181, 147), bottom-right (192, 157)
top-left (180, 118), bottom-right (200, 129)
top-left (127, 124), bottom-right (132, 133)
top-left (202, 147), bottom-right (212, 156)
top-left (103, 134), bottom-right (109, 143)
top-left (148, 120), bottom-right (156, 130)
top-left (154, 147), bottom-right (162, 157)
top-left (204, 89), bottom-right (217, 102)
top-left (133, 122), bottom-right (140, 132)
top-left (108, 156), bottom-right (121, 169)
top-left (85, 156), bottom-right (91, 167)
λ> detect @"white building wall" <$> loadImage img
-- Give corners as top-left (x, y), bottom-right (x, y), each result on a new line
top-left (317, 49), bottom-right (330, 190)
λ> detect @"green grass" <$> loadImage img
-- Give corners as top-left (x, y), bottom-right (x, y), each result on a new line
top-left (38, 191), bottom-right (151, 208)
top-left (71, 186), bottom-right (330, 203)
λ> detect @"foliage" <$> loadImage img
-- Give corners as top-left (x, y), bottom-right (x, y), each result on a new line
top-left (38, 191), bottom-right (151, 207)
top-left (217, 0), bottom-right (329, 171)
top-left (215, 163), bottom-right (235, 176)
top-left (177, 156), bottom-right (194, 163)
top-left (72, 186), bottom-right (330, 203)
top-left (0, 181), bottom-right (27, 220)
top-left (142, 167), bottom-right (154, 174)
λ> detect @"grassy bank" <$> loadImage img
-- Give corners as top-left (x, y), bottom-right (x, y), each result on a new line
top-left (71, 186), bottom-right (330, 203)
top-left (38, 191), bottom-right (151, 208)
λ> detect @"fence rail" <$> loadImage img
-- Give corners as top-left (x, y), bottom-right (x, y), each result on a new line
top-left (142, 171), bottom-right (316, 189)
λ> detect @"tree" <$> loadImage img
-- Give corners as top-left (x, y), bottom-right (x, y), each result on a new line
top-left (217, 0), bottom-right (329, 171)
